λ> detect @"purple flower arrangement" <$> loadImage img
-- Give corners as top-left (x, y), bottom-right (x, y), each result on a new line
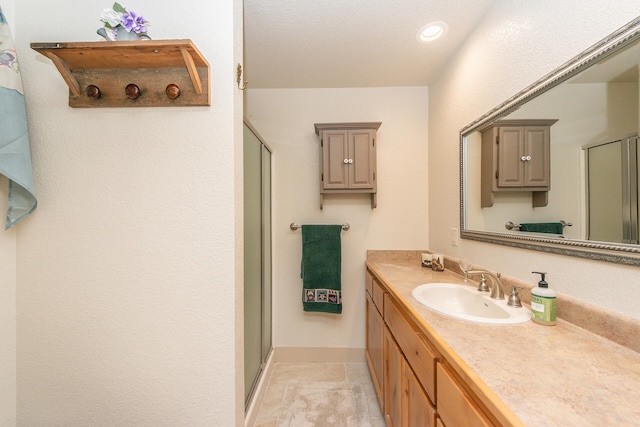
top-left (100, 2), bottom-right (149, 39)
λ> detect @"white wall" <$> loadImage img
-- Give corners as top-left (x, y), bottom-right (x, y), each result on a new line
top-left (429, 0), bottom-right (640, 319)
top-left (246, 87), bottom-right (428, 349)
top-left (1, 2), bottom-right (18, 425)
top-left (12, 0), bottom-right (245, 425)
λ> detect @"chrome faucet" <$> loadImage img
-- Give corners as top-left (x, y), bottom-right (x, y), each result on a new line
top-left (463, 269), bottom-right (505, 300)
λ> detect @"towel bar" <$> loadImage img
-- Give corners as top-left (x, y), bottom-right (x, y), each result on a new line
top-left (290, 222), bottom-right (350, 231)
top-left (505, 220), bottom-right (572, 230)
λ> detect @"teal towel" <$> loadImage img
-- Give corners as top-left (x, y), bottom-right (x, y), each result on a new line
top-left (301, 225), bottom-right (342, 314)
top-left (0, 8), bottom-right (37, 229)
top-left (519, 222), bottom-right (563, 234)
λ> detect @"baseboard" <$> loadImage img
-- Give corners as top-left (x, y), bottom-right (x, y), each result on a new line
top-left (244, 349), bottom-right (275, 427)
top-left (274, 346), bottom-right (366, 363)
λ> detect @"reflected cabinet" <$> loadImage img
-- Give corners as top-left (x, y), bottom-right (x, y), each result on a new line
top-left (480, 119), bottom-right (557, 208)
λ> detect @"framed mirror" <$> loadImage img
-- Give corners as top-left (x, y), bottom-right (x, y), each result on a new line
top-left (460, 16), bottom-right (640, 266)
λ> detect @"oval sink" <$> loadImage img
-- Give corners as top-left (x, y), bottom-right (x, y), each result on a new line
top-left (411, 283), bottom-right (530, 324)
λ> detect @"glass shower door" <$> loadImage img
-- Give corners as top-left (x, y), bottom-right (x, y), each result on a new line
top-left (243, 122), bottom-right (272, 406)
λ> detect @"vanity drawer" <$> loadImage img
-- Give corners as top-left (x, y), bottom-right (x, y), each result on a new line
top-left (371, 276), bottom-right (385, 314)
top-left (384, 293), bottom-right (437, 404)
top-left (437, 363), bottom-right (492, 427)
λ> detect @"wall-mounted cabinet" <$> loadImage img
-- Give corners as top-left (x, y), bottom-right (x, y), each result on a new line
top-left (315, 122), bottom-right (381, 209)
top-left (480, 119), bottom-right (557, 207)
top-left (30, 40), bottom-right (209, 108)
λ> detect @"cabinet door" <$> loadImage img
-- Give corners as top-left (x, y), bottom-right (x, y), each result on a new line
top-left (523, 126), bottom-right (550, 187)
top-left (366, 293), bottom-right (384, 409)
top-left (322, 130), bottom-right (349, 189)
top-left (436, 363), bottom-right (492, 427)
top-left (497, 126), bottom-right (550, 188)
top-left (348, 129), bottom-right (376, 189)
top-left (404, 360), bottom-right (436, 427)
top-left (384, 294), bottom-right (437, 404)
top-left (384, 326), bottom-right (402, 427)
top-left (497, 126), bottom-right (525, 187)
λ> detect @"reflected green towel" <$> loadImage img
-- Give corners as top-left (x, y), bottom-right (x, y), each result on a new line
top-left (519, 222), bottom-right (563, 234)
top-left (301, 225), bottom-right (342, 314)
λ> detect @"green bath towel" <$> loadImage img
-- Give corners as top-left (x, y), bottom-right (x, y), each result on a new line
top-left (301, 225), bottom-right (342, 314)
top-left (519, 222), bottom-right (563, 234)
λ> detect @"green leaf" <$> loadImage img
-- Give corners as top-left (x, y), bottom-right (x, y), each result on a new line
top-left (112, 2), bottom-right (127, 13)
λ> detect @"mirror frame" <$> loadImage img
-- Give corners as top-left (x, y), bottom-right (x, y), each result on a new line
top-left (460, 16), bottom-right (640, 266)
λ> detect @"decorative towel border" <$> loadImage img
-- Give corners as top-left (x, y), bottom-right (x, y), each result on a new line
top-left (303, 288), bottom-right (342, 305)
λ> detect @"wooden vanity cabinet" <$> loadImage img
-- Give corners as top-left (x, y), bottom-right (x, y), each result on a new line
top-left (405, 359), bottom-right (437, 426)
top-left (383, 326), bottom-right (402, 427)
top-left (384, 294), bottom-right (437, 403)
top-left (437, 363), bottom-right (492, 427)
top-left (365, 271), bottom-right (385, 408)
top-left (315, 122), bottom-right (381, 209)
top-left (381, 292), bottom-right (438, 427)
top-left (384, 319), bottom-right (437, 427)
top-left (365, 266), bottom-right (501, 427)
top-left (480, 119), bottom-right (557, 208)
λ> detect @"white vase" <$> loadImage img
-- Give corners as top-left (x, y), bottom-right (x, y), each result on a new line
top-left (115, 28), bottom-right (139, 41)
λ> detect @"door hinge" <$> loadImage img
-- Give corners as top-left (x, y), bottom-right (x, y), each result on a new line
top-left (495, 170), bottom-right (499, 179)
top-left (373, 172), bottom-right (376, 181)
top-left (373, 138), bottom-right (375, 147)
top-left (321, 139), bottom-right (323, 147)
top-left (321, 173), bottom-right (324, 182)
top-left (496, 135), bottom-right (500, 144)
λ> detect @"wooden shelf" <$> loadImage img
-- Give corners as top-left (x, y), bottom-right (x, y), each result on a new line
top-left (30, 39), bottom-right (210, 108)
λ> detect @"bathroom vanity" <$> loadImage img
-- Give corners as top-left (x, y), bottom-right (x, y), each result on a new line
top-left (365, 251), bottom-right (640, 426)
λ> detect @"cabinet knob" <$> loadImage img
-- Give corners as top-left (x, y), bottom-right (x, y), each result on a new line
top-left (348, 159), bottom-right (353, 164)
top-left (521, 156), bottom-right (532, 161)
top-left (344, 159), bottom-right (349, 164)
top-left (125, 83), bottom-right (141, 99)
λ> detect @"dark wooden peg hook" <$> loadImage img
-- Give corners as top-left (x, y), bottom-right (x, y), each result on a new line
top-left (86, 85), bottom-right (101, 99)
top-left (125, 83), bottom-right (141, 99)
top-left (165, 84), bottom-right (181, 99)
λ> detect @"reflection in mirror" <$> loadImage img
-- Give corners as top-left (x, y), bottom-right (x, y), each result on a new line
top-left (460, 16), bottom-right (640, 265)
top-left (585, 136), bottom-right (638, 244)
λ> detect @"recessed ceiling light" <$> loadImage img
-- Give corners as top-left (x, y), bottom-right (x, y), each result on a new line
top-left (416, 21), bottom-right (448, 43)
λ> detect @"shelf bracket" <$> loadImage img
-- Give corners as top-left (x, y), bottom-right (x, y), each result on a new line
top-left (180, 47), bottom-right (203, 95)
top-left (43, 52), bottom-right (81, 98)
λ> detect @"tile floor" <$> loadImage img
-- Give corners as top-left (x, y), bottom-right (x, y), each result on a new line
top-left (253, 362), bottom-right (386, 426)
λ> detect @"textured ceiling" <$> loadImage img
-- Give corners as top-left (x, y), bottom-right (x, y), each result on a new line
top-left (244, 0), bottom-right (496, 88)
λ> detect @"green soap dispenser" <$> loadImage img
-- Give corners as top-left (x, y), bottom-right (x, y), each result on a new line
top-left (530, 272), bottom-right (556, 325)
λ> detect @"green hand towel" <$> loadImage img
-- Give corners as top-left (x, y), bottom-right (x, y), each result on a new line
top-left (519, 222), bottom-right (563, 234)
top-left (301, 225), bottom-right (342, 314)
